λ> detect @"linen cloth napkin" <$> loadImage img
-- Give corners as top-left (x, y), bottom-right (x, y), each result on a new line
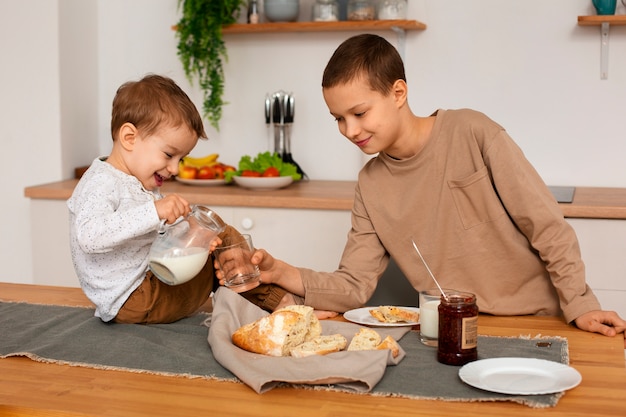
top-left (208, 287), bottom-right (411, 394)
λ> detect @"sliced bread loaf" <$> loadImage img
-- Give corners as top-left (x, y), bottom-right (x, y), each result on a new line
top-left (290, 334), bottom-right (348, 358)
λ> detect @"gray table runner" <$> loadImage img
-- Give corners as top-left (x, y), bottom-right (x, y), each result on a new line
top-left (0, 301), bottom-right (568, 407)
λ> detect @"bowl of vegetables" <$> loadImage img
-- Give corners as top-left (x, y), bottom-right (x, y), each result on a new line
top-left (225, 152), bottom-right (302, 190)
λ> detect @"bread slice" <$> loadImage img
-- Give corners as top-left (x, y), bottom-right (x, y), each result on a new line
top-left (368, 309), bottom-right (387, 323)
top-left (369, 306), bottom-right (420, 323)
top-left (376, 335), bottom-right (401, 358)
top-left (347, 327), bottom-right (382, 351)
top-left (276, 305), bottom-right (321, 342)
top-left (347, 328), bottom-right (400, 358)
top-left (290, 334), bottom-right (348, 358)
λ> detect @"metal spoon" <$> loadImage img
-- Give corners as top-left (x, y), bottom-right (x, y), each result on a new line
top-left (411, 238), bottom-right (449, 301)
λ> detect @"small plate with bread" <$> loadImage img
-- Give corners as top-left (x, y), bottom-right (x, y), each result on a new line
top-left (344, 305), bottom-right (420, 327)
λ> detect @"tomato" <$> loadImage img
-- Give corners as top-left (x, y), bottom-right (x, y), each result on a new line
top-left (197, 166), bottom-right (216, 179)
top-left (262, 167), bottom-right (280, 177)
top-left (212, 164), bottom-right (225, 179)
top-left (241, 170), bottom-right (261, 177)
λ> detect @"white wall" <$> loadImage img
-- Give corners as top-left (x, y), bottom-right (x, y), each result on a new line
top-left (1, 0), bottom-right (62, 284)
top-left (2, 0), bottom-right (626, 285)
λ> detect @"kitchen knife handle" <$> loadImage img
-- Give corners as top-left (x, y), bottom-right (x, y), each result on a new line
top-left (273, 95), bottom-right (282, 124)
top-left (289, 94), bottom-right (295, 122)
top-left (265, 94), bottom-right (271, 124)
top-left (283, 94), bottom-right (291, 124)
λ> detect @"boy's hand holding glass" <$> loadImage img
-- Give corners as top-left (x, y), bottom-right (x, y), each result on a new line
top-left (213, 234), bottom-right (261, 293)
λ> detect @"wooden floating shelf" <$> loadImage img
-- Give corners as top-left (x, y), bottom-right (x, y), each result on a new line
top-left (221, 20), bottom-right (426, 34)
top-left (577, 15), bottom-right (626, 26)
top-left (577, 15), bottom-right (626, 80)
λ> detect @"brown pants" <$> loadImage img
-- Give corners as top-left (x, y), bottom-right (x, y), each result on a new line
top-left (115, 225), bottom-right (288, 324)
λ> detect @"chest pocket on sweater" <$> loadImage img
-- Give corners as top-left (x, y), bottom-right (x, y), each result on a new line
top-left (448, 166), bottom-right (506, 229)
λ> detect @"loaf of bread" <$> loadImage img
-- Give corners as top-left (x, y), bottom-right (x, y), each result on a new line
top-left (369, 306), bottom-right (420, 323)
top-left (278, 304), bottom-right (322, 341)
top-left (290, 334), bottom-right (348, 358)
top-left (347, 327), bottom-right (400, 358)
top-left (232, 305), bottom-right (400, 358)
top-left (232, 305), bottom-right (323, 356)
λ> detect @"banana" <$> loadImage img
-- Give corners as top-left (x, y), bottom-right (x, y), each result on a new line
top-left (182, 153), bottom-right (219, 168)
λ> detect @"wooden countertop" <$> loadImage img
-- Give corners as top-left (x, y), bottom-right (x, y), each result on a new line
top-left (24, 179), bottom-right (626, 219)
top-left (0, 283), bottom-right (624, 417)
top-left (24, 179), bottom-right (356, 211)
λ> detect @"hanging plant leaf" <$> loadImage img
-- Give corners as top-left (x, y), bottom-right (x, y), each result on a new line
top-left (175, 0), bottom-right (245, 130)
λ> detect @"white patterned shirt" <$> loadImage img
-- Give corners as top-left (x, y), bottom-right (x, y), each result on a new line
top-left (67, 157), bottom-right (161, 321)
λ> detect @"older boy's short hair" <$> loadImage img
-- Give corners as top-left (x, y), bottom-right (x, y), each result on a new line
top-left (322, 34), bottom-right (406, 95)
top-left (110, 74), bottom-right (207, 141)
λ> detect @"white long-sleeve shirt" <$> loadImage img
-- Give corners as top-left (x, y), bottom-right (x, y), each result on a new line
top-left (67, 158), bottom-right (161, 321)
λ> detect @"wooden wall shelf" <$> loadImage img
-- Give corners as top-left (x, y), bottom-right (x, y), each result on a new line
top-left (577, 15), bottom-right (626, 26)
top-left (577, 15), bottom-right (626, 80)
top-left (221, 20), bottom-right (426, 34)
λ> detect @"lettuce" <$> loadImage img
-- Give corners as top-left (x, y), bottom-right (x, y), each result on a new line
top-left (224, 152), bottom-right (302, 182)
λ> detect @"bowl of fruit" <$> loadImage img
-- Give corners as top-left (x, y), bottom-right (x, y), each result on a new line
top-left (175, 154), bottom-right (236, 186)
top-left (225, 152), bottom-right (302, 190)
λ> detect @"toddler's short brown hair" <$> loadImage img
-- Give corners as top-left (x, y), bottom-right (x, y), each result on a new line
top-left (110, 74), bottom-right (206, 141)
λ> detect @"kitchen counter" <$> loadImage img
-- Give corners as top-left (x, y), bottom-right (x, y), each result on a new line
top-left (24, 179), bottom-right (626, 219)
top-left (24, 179), bottom-right (356, 211)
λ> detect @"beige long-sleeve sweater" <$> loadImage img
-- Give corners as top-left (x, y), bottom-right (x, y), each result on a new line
top-left (300, 109), bottom-right (600, 323)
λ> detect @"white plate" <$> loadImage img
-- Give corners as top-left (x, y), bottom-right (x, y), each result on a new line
top-left (233, 175), bottom-right (293, 190)
top-left (343, 306), bottom-right (420, 327)
top-left (175, 177), bottom-right (226, 186)
top-left (459, 357), bottom-right (582, 395)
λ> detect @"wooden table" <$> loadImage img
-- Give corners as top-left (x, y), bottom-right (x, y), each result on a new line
top-left (1, 283), bottom-right (624, 417)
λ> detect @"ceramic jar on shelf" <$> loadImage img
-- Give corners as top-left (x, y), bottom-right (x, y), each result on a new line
top-left (313, 0), bottom-right (340, 21)
top-left (377, 0), bottom-right (407, 20)
top-left (264, 0), bottom-right (300, 22)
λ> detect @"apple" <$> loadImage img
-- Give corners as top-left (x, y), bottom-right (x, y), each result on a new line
top-left (197, 166), bottom-right (216, 180)
top-left (178, 166), bottom-right (197, 180)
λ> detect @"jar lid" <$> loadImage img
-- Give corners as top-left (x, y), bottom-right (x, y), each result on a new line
top-left (441, 290), bottom-right (476, 304)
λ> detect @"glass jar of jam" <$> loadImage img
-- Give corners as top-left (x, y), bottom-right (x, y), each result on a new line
top-left (437, 291), bottom-right (478, 366)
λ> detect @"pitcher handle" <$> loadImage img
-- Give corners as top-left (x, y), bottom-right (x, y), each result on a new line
top-left (157, 219), bottom-right (167, 235)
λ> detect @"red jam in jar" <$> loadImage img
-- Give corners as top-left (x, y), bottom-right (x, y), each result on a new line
top-left (437, 291), bottom-right (478, 366)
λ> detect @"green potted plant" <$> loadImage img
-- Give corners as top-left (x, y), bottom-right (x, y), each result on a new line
top-left (175, 0), bottom-right (246, 130)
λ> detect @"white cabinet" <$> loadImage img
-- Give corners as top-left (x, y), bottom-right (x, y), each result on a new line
top-left (27, 200), bottom-right (352, 287)
top-left (29, 199), bottom-right (77, 287)
top-left (215, 206), bottom-right (351, 272)
top-left (567, 218), bottom-right (626, 319)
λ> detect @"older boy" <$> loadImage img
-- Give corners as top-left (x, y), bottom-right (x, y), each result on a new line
top-left (244, 35), bottom-right (626, 341)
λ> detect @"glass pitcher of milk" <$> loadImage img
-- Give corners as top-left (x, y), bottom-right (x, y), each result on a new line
top-left (148, 205), bottom-right (226, 285)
